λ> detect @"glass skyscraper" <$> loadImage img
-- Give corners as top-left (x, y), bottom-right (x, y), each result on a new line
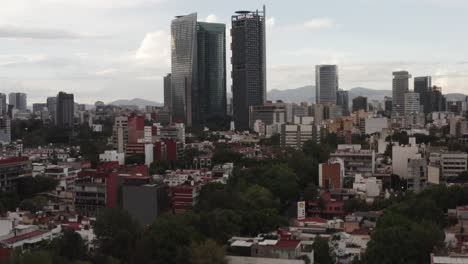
top-left (414, 76), bottom-right (431, 114)
top-left (392, 71), bottom-right (411, 116)
top-left (171, 13), bottom-right (198, 126)
top-left (170, 14), bottom-right (227, 127)
top-left (231, 6), bottom-right (267, 130)
top-left (196, 22), bottom-right (227, 124)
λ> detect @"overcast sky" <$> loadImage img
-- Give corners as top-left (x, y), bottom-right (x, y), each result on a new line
top-left (1, 0), bottom-right (467, 104)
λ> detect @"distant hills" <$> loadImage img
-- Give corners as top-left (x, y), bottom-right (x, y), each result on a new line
top-left (108, 98), bottom-right (162, 108)
top-left (107, 88), bottom-right (467, 108)
top-left (267, 86), bottom-right (467, 104)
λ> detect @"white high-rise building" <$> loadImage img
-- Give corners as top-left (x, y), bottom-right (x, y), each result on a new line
top-left (404, 92), bottom-right (421, 115)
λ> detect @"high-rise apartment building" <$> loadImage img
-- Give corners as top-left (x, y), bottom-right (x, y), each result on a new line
top-left (163, 73), bottom-right (172, 111)
top-left (56, 92), bottom-right (74, 129)
top-left (404, 92), bottom-right (421, 115)
top-left (231, 7), bottom-right (267, 130)
top-left (171, 14), bottom-right (227, 127)
top-left (392, 71), bottom-right (411, 116)
top-left (8, 93), bottom-right (27, 111)
top-left (316, 65), bottom-right (338, 104)
top-left (414, 76), bottom-right (431, 114)
top-left (336, 90), bottom-right (349, 116)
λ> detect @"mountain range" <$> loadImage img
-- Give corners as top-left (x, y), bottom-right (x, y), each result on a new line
top-left (108, 98), bottom-right (162, 108)
top-left (108, 87), bottom-right (467, 108)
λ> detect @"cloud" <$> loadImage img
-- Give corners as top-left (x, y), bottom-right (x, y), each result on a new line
top-left (135, 30), bottom-right (170, 66)
top-left (204, 14), bottom-right (218, 23)
top-left (266, 17), bottom-right (275, 27)
top-left (39, 0), bottom-right (166, 8)
top-left (0, 24), bottom-right (103, 39)
top-left (302, 18), bottom-right (334, 30)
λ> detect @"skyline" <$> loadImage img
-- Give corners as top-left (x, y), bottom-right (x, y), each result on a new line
top-left (1, 0), bottom-right (468, 104)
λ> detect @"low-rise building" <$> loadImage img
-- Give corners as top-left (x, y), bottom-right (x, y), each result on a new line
top-left (0, 157), bottom-right (32, 192)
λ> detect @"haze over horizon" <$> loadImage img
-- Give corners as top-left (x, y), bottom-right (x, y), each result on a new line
top-left (1, 0), bottom-right (468, 104)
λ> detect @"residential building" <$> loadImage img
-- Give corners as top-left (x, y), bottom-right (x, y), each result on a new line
top-left (56, 92), bottom-right (74, 129)
top-left (392, 144), bottom-right (419, 179)
top-left (364, 117), bottom-right (388, 135)
top-left (172, 184), bottom-right (201, 214)
top-left (316, 65), bottom-right (338, 104)
top-left (249, 103), bottom-right (286, 130)
top-left (231, 7), bottom-right (267, 130)
top-left (404, 92), bottom-right (421, 115)
top-left (8, 93), bottom-right (27, 111)
top-left (112, 116), bottom-right (128, 153)
top-left (330, 145), bottom-right (375, 179)
top-left (319, 162), bottom-right (342, 189)
top-left (123, 179), bottom-right (169, 225)
top-left (0, 157), bottom-right (32, 192)
top-left (441, 152), bottom-right (468, 178)
top-left (280, 124), bottom-right (313, 149)
top-left (407, 157), bottom-right (427, 193)
top-left (392, 71), bottom-right (411, 116)
top-left (99, 150), bottom-right (125, 165)
top-left (352, 96), bottom-right (368, 113)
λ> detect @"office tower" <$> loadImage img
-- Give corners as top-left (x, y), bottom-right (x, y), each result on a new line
top-left (414, 76), bottom-right (431, 114)
top-left (0, 93), bottom-right (6, 116)
top-left (197, 22), bottom-right (227, 122)
top-left (336, 90), bottom-right (349, 116)
top-left (56, 92), bottom-right (74, 129)
top-left (231, 7), bottom-right (267, 130)
top-left (404, 92), bottom-right (421, 115)
top-left (316, 65), bottom-right (338, 104)
top-left (429, 86), bottom-right (446, 112)
top-left (8, 93), bottom-right (27, 111)
top-left (163, 73), bottom-right (172, 111)
top-left (171, 14), bottom-right (227, 127)
top-left (171, 13), bottom-right (198, 126)
top-left (392, 71), bottom-right (411, 116)
top-left (352, 96), bottom-right (368, 113)
top-left (47, 97), bottom-right (57, 123)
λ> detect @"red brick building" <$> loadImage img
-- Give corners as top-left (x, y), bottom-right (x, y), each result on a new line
top-left (319, 163), bottom-right (342, 189)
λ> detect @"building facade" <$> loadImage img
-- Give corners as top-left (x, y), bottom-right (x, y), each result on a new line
top-left (171, 13), bottom-right (198, 126)
top-left (392, 71), bottom-right (411, 116)
top-left (8, 93), bottom-right (27, 111)
top-left (336, 90), bottom-right (349, 116)
top-left (163, 73), bottom-right (172, 111)
top-left (352, 96), bottom-right (368, 113)
top-left (231, 7), bottom-right (267, 130)
top-left (414, 76), bottom-right (431, 114)
top-left (316, 65), bottom-right (338, 105)
top-left (56, 92), bottom-right (74, 129)
top-left (196, 22), bottom-right (227, 124)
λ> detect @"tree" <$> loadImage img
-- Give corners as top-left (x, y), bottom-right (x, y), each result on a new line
top-left (303, 184), bottom-right (319, 202)
top-left (50, 229), bottom-right (87, 261)
top-left (191, 240), bottom-right (227, 264)
top-left (14, 251), bottom-right (53, 264)
top-left (313, 237), bottom-right (333, 264)
top-left (199, 209), bottom-right (242, 243)
top-left (303, 140), bottom-right (330, 163)
top-left (142, 214), bottom-right (202, 264)
top-left (94, 208), bottom-right (141, 261)
top-left (149, 160), bottom-right (171, 175)
top-left (260, 164), bottom-right (299, 204)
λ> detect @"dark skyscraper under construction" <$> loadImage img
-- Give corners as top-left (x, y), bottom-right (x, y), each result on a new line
top-left (231, 6), bottom-right (267, 130)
